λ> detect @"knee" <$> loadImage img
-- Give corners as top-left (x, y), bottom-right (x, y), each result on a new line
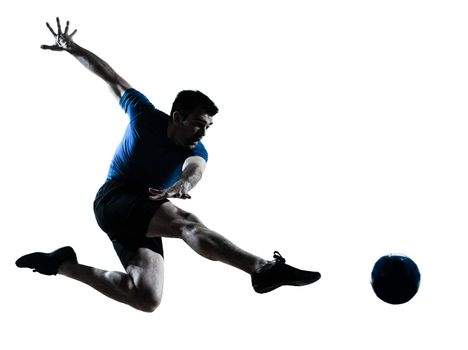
top-left (126, 274), bottom-right (163, 313)
top-left (180, 223), bottom-right (219, 261)
top-left (135, 290), bottom-right (163, 313)
top-left (179, 210), bottom-right (202, 228)
top-left (179, 212), bottom-right (205, 237)
top-left (181, 221), bottom-right (207, 243)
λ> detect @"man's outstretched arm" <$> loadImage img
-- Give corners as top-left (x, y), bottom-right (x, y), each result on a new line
top-left (41, 17), bottom-right (131, 99)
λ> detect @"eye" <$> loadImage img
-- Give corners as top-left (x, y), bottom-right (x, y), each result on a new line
top-left (195, 123), bottom-right (209, 129)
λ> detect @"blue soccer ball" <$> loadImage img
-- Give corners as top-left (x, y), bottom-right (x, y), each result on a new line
top-left (371, 254), bottom-right (421, 304)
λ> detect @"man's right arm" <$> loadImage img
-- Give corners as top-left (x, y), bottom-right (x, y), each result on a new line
top-left (41, 17), bottom-right (131, 100)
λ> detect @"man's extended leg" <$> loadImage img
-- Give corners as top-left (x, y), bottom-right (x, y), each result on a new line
top-left (146, 201), bottom-right (267, 274)
top-left (146, 201), bottom-right (321, 292)
top-left (17, 247), bottom-right (164, 312)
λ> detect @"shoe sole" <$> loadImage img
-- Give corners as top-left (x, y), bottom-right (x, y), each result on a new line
top-left (254, 272), bottom-right (321, 294)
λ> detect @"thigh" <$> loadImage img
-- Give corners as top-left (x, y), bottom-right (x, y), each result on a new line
top-left (146, 201), bottom-right (202, 238)
top-left (112, 236), bottom-right (164, 268)
top-left (126, 247), bottom-right (164, 302)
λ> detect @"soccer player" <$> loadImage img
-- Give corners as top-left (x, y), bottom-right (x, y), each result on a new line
top-left (16, 18), bottom-right (320, 312)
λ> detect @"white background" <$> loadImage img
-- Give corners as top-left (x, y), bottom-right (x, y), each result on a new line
top-left (1, 1), bottom-right (467, 349)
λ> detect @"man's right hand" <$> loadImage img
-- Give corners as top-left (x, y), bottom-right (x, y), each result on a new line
top-left (40, 17), bottom-right (131, 99)
top-left (41, 17), bottom-right (77, 52)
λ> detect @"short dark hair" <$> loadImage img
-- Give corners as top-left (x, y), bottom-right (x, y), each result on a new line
top-left (170, 90), bottom-right (218, 118)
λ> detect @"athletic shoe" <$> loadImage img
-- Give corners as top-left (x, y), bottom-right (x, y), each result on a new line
top-left (15, 246), bottom-right (77, 275)
top-left (251, 251), bottom-right (321, 293)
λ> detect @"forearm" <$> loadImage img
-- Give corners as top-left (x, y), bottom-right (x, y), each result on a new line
top-left (67, 43), bottom-right (129, 97)
top-left (179, 163), bottom-right (204, 192)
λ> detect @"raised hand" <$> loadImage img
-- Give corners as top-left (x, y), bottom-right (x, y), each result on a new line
top-left (41, 17), bottom-right (77, 51)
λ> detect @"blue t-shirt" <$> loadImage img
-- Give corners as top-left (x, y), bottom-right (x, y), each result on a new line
top-left (106, 89), bottom-right (208, 190)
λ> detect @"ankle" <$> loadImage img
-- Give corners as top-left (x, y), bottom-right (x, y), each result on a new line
top-left (252, 259), bottom-right (271, 274)
top-left (58, 260), bottom-right (77, 275)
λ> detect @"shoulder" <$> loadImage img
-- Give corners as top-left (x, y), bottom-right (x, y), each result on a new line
top-left (119, 88), bottom-right (155, 112)
top-left (192, 142), bottom-right (208, 162)
top-left (119, 89), bottom-right (169, 123)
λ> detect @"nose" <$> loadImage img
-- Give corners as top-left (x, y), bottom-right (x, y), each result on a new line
top-left (199, 127), bottom-right (207, 138)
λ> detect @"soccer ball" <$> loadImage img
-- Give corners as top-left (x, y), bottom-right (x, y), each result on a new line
top-left (371, 254), bottom-right (421, 305)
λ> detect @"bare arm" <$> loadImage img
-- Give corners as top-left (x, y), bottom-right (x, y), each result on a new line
top-left (149, 156), bottom-right (207, 200)
top-left (41, 17), bottom-right (131, 99)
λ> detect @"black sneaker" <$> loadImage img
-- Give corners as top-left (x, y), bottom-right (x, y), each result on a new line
top-left (251, 251), bottom-right (321, 294)
top-left (15, 246), bottom-right (77, 275)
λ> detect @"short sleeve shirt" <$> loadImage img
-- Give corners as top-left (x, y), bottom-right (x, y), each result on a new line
top-left (106, 89), bottom-right (208, 190)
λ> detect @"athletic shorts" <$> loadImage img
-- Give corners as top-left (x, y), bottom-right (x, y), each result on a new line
top-left (93, 180), bottom-right (167, 268)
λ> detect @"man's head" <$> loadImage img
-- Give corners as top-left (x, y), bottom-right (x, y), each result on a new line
top-left (168, 90), bottom-right (218, 149)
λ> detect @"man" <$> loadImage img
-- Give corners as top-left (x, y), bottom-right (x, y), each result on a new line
top-left (16, 18), bottom-right (321, 312)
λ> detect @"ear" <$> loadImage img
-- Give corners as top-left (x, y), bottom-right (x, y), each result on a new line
top-left (172, 110), bottom-right (183, 124)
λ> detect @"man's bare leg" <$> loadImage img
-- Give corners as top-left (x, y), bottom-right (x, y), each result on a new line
top-left (146, 201), bottom-right (269, 274)
top-left (20, 247), bottom-right (164, 312)
top-left (146, 201), bottom-right (321, 293)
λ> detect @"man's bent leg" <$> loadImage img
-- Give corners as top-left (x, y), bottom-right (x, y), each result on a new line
top-left (59, 247), bottom-right (163, 312)
top-left (146, 201), bottom-right (268, 274)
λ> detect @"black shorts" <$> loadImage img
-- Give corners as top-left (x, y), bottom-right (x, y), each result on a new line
top-left (93, 180), bottom-right (167, 268)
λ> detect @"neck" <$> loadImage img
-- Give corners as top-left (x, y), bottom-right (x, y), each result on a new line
top-left (167, 120), bottom-right (182, 146)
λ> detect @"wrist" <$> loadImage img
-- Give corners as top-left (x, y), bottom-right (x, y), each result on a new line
top-left (65, 41), bottom-right (82, 54)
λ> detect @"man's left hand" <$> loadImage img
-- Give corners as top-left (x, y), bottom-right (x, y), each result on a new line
top-left (149, 182), bottom-right (191, 200)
